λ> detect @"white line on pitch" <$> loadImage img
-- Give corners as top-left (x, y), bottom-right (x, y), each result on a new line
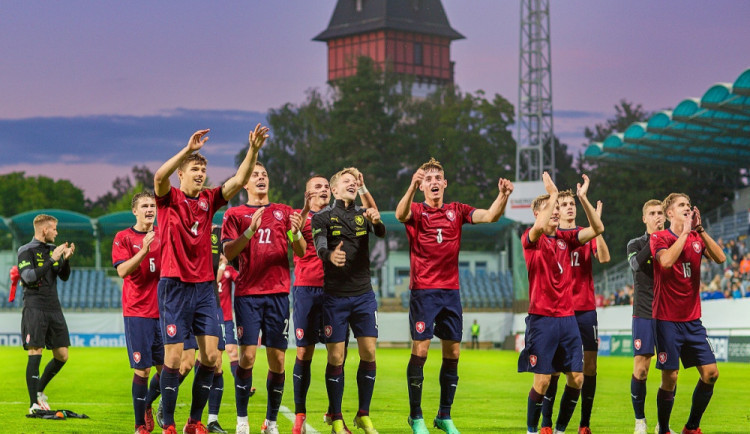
top-left (279, 405), bottom-right (320, 434)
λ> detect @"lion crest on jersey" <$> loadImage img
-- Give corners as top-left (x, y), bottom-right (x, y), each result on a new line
top-left (273, 210), bottom-right (284, 221)
top-left (211, 234), bottom-right (218, 244)
top-left (324, 325), bottom-right (333, 338)
top-left (556, 240), bottom-right (567, 250)
top-left (415, 321), bottom-right (426, 333)
top-left (529, 354), bottom-right (538, 367)
top-left (446, 210), bottom-right (455, 221)
top-left (167, 324), bottom-right (177, 337)
top-left (198, 199), bottom-right (209, 211)
top-left (296, 328), bottom-right (304, 340)
top-left (634, 339), bottom-right (642, 350)
top-left (133, 352), bottom-right (142, 363)
top-left (692, 241), bottom-right (701, 254)
top-left (658, 352), bottom-right (667, 364)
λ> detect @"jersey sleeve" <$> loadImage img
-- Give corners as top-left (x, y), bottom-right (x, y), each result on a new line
top-left (559, 228), bottom-right (583, 249)
top-left (209, 185), bottom-right (229, 212)
top-left (221, 209), bottom-right (241, 243)
top-left (521, 229), bottom-right (536, 250)
top-left (402, 202), bottom-right (420, 227)
top-left (112, 231), bottom-right (131, 268)
top-left (311, 211), bottom-right (330, 261)
top-left (650, 232), bottom-right (669, 256)
top-left (460, 203), bottom-right (477, 225)
top-left (155, 185), bottom-right (176, 206)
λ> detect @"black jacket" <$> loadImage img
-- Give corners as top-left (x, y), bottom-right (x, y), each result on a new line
top-left (311, 200), bottom-right (386, 296)
top-left (17, 238), bottom-right (70, 311)
top-left (627, 232), bottom-right (654, 319)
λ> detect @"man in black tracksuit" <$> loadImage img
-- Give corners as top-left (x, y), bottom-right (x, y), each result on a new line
top-left (311, 168), bottom-right (385, 434)
top-left (626, 199), bottom-right (665, 433)
top-left (17, 214), bottom-right (75, 413)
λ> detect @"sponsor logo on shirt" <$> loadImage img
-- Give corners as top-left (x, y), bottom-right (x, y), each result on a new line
top-left (415, 321), bottom-right (426, 333)
top-left (212, 234), bottom-right (218, 244)
top-left (19, 260), bottom-right (31, 269)
top-left (446, 210), bottom-right (455, 221)
top-left (296, 328), bottom-right (304, 340)
top-left (133, 352), bottom-right (142, 363)
top-left (273, 210), bottom-right (284, 221)
top-left (198, 198), bottom-right (209, 211)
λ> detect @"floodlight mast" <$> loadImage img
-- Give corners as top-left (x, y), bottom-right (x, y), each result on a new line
top-left (516, 0), bottom-right (555, 182)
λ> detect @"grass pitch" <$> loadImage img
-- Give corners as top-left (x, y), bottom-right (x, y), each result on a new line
top-left (1, 347), bottom-right (749, 433)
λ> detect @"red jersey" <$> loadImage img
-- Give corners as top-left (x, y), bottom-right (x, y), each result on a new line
top-left (404, 202), bottom-right (475, 290)
top-left (563, 227), bottom-right (597, 312)
top-left (523, 227), bottom-right (582, 317)
top-left (292, 210), bottom-right (325, 287)
top-left (217, 265), bottom-right (238, 321)
top-left (650, 229), bottom-right (705, 322)
top-left (222, 203), bottom-right (292, 296)
top-left (112, 227), bottom-right (161, 318)
top-left (156, 186), bottom-right (227, 283)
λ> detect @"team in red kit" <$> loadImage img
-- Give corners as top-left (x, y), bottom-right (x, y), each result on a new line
top-left (14, 124), bottom-right (726, 434)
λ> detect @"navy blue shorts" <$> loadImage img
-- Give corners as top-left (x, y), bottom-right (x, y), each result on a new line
top-left (124, 316), bottom-right (164, 369)
top-left (575, 310), bottom-right (599, 352)
top-left (293, 286), bottom-right (325, 347)
top-left (216, 306), bottom-right (226, 351)
top-left (655, 319), bottom-right (716, 370)
top-left (323, 291), bottom-right (378, 343)
top-left (409, 289), bottom-right (463, 342)
top-left (158, 278), bottom-right (220, 345)
top-left (234, 293), bottom-right (290, 349)
top-left (632, 316), bottom-right (656, 356)
top-left (224, 320), bottom-right (238, 346)
top-left (183, 332), bottom-right (198, 350)
top-left (518, 315), bottom-right (583, 374)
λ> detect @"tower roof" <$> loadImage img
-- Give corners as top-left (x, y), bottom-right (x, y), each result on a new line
top-left (314, 0), bottom-right (464, 41)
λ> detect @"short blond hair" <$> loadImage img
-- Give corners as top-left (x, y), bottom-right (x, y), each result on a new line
top-left (419, 157), bottom-right (443, 173)
top-left (557, 189), bottom-right (575, 202)
top-left (330, 167), bottom-right (360, 189)
top-left (33, 214), bottom-right (57, 230)
top-left (662, 193), bottom-right (690, 213)
top-left (531, 194), bottom-right (551, 213)
top-left (642, 199), bottom-right (662, 215)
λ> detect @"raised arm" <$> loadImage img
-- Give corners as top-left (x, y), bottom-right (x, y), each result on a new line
top-left (693, 207), bottom-right (726, 264)
top-left (592, 201), bottom-right (610, 263)
top-left (575, 175), bottom-right (605, 244)
top-left (528, 172), bottom-right (558, 243)
top-left (396, 169), bottom-right (424, 222)
top-left (116, 232), bottom-right (154, 278)
top-left (364, 208), bottom-right (386, 238)
top-left (472, 178), bottom-right (514, 223)
top-left (627, 237), bottom-right (652, 272)
top-left (223, 208), bottom-right (265, 261)
top-left (222, 124), bottom-right (269, 201)
top-left (356, 172), bottom-right (378, 210)
top-left (655, 210), bottom-right (692, 269)
top-left (289, 211), bottom-right (307, 258)
top-left (154, 129), bottom-right (209, 197)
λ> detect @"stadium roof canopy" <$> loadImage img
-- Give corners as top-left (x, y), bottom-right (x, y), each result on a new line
top-left (584, 68), bottom-right (750, 168)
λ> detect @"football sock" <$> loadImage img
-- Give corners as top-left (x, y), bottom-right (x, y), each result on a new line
top-left (555, 385), bottom-right (581, 432)
top-left (656, 387), bottom-right (675, 434)
top-left (527, 387), bottom-right (544, 431)
top-left (160, 366), bottom-right (180, 427)
top-left (26, 354), bottom-right (42, 407)
top-left (438, 358), bottom-right (458, 419)
top-left (146, 372), bottom-right (161, 407)
top-left (325, 363), bottom-right (345, 420)
top-left (293, 357), bottom-right (312, 414)
top-left (235, 366), bottom-right (253, 418)
top-left (685, 379), bottom-right (714, 430)
top-left (38, 357), bottom-right (66, 392)
top-left (407, 354), bottom-right (427, 419)
top-left (133, 374), bottom-right (148, 427)
top-left (357, 360), bottom-right (376, 416)
top-left (579, 374), bottom-right (596, 427)
top-left (541, 374), bottom-right (560, 428)
top-left (189, 363), bottom-right (215, 422)
top-left (631, 375), bottom-right (647, 420)
top-left (230, 361), bottom-right (239, 378)
top-left (266, 370), bottom-right (285, 422)
top-left (208, 371), bottom-right (224, 416)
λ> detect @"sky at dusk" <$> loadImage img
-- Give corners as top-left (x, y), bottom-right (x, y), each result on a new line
top-left (1, 0), bottom-right (748, 201)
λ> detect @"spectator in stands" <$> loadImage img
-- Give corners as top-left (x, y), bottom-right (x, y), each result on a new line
top-left (731, 282), bottom-right (743, 299)
top-left (738, 253), bottom-right (750, 276)
top-left (720, 270), bottom-right (733, 293)
top-left (707, 275), bottom-right (721, 293)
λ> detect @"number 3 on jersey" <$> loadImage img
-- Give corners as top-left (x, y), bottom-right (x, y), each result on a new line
top-left (436, 228), bottom-right (443, 244)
